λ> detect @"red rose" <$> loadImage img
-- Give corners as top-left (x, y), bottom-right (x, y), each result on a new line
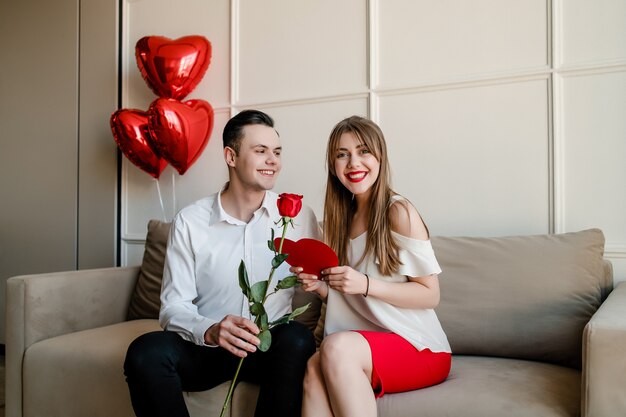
top-left (277, 193), bottom-right (303, 218)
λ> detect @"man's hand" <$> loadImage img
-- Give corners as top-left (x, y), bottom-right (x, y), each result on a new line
top-left (204, 315), bottom-right (260, 358)
top-left (290, 266), bottom-right (329, 300)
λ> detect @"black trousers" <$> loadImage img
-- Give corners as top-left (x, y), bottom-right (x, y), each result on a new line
top-left (124, 321), bottom-right (315, 417)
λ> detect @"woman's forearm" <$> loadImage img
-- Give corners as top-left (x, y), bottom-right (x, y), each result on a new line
top-left (367, 276), bottom-right (440, 309)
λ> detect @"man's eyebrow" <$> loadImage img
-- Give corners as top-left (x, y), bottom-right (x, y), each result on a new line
top-left (252, 144), bottom-right (282, 151)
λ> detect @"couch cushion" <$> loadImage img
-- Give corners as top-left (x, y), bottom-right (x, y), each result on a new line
top-left (22, 319), bottom-right (236, 417)
top-left (377, 356), bottom-right (581, 417)
top-left (432, 229), bottom-right (607, 368)
top-left (127, 220), bottom-right (171, 320)
top-left (23, 319), bottom-right (161, 417)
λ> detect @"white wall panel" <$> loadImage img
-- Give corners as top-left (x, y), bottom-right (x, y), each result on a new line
top-left (124, 0), bottom-right (230, 109)
top-left (559, 71), bottom-right (626, 251)
top-left (123, 109), bottom-right (230, 238)
top-left (378, 0), bottom-right (548, 89)
top-left (608, 258), bottom-right (626, 284)
top-left (379, 79), bottom-right (550, 237)
top-left (561, 0), bottom-right (626, 65)
top-left (263, 97), bottom-right (369, 218)
top-left (237, 0), bottom-right (367, 104)
top-left (122, 241), bottom-right (147, 267)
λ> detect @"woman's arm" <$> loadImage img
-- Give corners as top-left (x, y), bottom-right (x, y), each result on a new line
top-left (368, 274), bottom-right (440, 309)
top-left (323, 200), bottom-right (441, 309)
top-left (379, 200), bottom-right (440, 308)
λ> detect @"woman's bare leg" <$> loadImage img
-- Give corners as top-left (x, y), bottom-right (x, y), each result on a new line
top-left (302, 352), bottom-right (334, 417)
top-left (319, 332), bottom-right (377, 417)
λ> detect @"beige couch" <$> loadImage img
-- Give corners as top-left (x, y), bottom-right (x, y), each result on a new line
top-left (6, 226), bottom-right (626, 417)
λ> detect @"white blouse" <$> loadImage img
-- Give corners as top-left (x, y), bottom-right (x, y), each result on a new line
top-left (324, 230), bottom-right (451, 353)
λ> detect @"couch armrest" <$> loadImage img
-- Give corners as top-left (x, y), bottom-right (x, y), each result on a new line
top-left (7, 266), bottom-right (140, 347)
top-left (6, 266), bottom-right (140, 417)
top-left (582, 281), bottom-right (626, 417)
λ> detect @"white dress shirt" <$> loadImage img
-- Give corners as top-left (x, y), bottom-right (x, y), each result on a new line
top-left (160, 187), bottom-right (321, 346)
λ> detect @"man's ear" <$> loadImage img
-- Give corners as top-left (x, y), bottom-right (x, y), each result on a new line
top-left (224, 146), bottom-right (237, 167)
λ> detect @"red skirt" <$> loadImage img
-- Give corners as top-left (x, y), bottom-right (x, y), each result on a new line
top-left (354, 330), bottom-right (451, 398)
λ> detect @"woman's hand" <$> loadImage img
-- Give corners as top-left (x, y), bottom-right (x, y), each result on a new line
top-left (290, 266), bottom-right (328, 299)
top-left (322, 266), bottom-right (368, 296)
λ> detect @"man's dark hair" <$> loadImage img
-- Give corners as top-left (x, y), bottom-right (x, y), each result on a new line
top-left (222, 110), bottom-right (275, 154)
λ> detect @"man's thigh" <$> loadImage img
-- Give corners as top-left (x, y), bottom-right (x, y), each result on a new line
top-left (154, 331), bottom-right (242, 392)
top-left (238, 321), bottom-right (315, 384)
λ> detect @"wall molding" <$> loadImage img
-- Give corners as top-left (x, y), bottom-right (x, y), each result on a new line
top-left (234, 92), bottom-right (370, 111)
top-left (606, 249), bottom-right (626, 259)
top-left (557, 62), bottom-right (626, 77)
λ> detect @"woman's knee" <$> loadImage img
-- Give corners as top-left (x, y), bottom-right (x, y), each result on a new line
top-left (319, 332), bottom-right (353, 362)
top-left (319, 332), bottom-right (371, 375)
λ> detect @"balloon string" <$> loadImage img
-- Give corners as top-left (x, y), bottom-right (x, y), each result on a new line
top-left (172, 171), bottom-right (177, 220)
top-left (155, 179), bottom-right (167, 222)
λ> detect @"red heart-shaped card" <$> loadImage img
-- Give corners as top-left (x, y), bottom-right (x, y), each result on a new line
top-left (274, 238), bottom-right (339, 276)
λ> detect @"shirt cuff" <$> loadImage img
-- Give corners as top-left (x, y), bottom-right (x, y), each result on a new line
top-left (192, 317), bottom-right (218, 347)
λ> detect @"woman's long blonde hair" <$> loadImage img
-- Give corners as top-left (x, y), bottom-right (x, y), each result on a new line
top-left (323, 116), bottom-right (401, 276)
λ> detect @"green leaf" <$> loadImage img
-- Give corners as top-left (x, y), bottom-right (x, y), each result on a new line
top-left (238, 261), bottom-right (251, 298)
top-left (269, 313), bottom-right (290, 327)
top-left (259, 312), bottom-right (269, 330)
top-left (289, 303), bottom-right (311, 320)
top-left (267, 228), bottom-right (276, 252)
top-left (250, 302), bottom-right (265, 317)
top-left (276, 275), bottom-right (298, 290)
top-left (250, 281), bottom-right (268, 303)
top-left (271, 253), bottom-right (289, 268)
top-left (257, 329), bottom-right (272, 352)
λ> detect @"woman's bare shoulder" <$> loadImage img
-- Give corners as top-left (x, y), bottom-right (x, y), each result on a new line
top-left (389, 198), bottom-right (429, 241)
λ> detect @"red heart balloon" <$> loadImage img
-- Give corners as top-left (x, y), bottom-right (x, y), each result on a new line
top-left (148, 98), bottom-right (214, 175)
top-left (135, 35), bottom-right (211, 100)
top-left (274, 238), bottom-right (339, 277)
top-left (110, 109), bottom-right (167, 179)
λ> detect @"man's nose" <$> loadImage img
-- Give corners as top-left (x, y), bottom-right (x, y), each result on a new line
top-left (267, 153), bottom-right (279, 165)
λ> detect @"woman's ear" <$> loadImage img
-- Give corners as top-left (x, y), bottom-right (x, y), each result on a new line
top-left (224, 146), bottom-right (237, 167)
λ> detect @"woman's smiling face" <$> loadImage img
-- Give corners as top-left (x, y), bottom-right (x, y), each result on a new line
top-left (333, 131), bottom-right (380, 198)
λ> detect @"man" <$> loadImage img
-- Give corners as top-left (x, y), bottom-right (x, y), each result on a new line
top-left (124, 110), bottom-right (320, 417)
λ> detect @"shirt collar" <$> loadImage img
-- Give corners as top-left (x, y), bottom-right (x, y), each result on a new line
top-left (262, 190), bottom-right (281, 222)
top-left (209, 183), bottom-right (279, 226)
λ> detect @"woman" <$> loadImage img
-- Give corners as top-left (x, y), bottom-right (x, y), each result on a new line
top-left (293, 116), bottom-right (451, 417)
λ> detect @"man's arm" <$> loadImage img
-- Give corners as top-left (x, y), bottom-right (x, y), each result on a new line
top-left (159, 215), bottom-right (261, 356)
top-left (159, 217), bottom-right (216, 345)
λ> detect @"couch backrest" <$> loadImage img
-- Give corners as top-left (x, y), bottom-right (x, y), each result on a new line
top-left (432, 228), bottom-right (611, 369)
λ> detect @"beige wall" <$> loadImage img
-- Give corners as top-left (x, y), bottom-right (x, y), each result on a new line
top-left (120, 0), bottom-right (626, 284)
top-left (0, 0), bottom-right (118, 343)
